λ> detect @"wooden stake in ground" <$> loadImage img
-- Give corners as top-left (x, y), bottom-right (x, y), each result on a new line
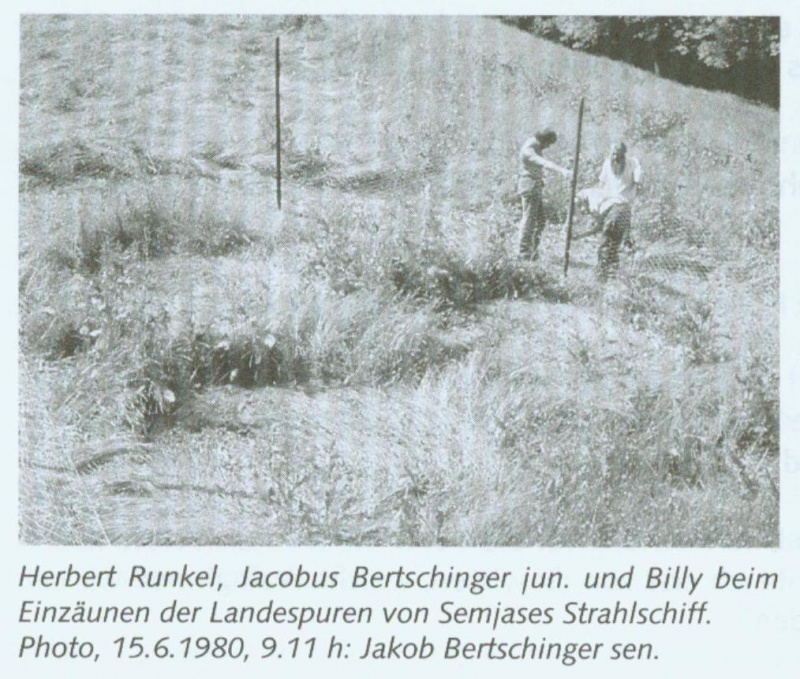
top-left (563, 97), bottom-right (585, 277)
top-left (275, 36), bottom-right (282, 210)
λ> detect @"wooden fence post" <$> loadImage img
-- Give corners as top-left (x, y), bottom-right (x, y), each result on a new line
top-left (275, 36), bottom-right (282, 210)
top-left (563, 97), bottom-right (585, 277)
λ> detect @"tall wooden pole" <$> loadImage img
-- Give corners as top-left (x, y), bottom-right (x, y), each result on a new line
top-left (563, 97), bottom-right (584, 277)
top-left (275, 36), bottom-right (282, 211)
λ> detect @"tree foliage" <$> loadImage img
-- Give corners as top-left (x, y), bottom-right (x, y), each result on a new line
top-left (505, 16), bottom-right (779, 107)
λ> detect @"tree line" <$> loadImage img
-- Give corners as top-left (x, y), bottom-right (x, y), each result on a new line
top-left (501, 16), bottom-right (779, 108)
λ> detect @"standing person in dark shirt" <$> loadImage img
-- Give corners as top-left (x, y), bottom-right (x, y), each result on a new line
top-left (516, 129), bottom-right (572, 261)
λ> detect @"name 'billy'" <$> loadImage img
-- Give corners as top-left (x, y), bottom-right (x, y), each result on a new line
top-left (646, 566), bottom-right (702, 596)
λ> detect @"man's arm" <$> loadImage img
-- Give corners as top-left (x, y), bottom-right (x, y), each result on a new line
top-left (541, 157), bottom-right (573, 178)
top-left (571, 224), bottom-right (603, 241)
top-left (523, 147), bottom-right (572, 178)
top-left (598, 159), bottom-right (611, 188)
top-left (568, 211), bottom-right (604, 241)
top-left (632, 157), bottom-right (642, 187)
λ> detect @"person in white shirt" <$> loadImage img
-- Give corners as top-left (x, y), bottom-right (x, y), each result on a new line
top-left (516, 129), bottom-right (572, 261)
top-left (573, 141), bottom-right (642, 279)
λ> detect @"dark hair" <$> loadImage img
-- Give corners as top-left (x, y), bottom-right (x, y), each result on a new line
top-left (535, 129), bottom-right (557, 147)
top-left (611, 141), bottom-right (627, 157)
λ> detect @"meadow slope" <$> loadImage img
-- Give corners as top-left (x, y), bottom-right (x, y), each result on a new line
top-left (19, 15), bottom-right (778, 545)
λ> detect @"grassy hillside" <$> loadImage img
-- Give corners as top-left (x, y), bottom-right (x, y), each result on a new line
top-left (19, 15), bottom-right (778, 546)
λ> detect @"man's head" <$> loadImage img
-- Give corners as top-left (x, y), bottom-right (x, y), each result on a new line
top-left (535, 128), bottom-right (558, 150)
top-left (610, 141), bottom-right (627, 162)
top-left (609, 140), bottom-right (627, 174)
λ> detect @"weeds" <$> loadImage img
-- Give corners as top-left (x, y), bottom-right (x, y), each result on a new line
top-left (389, 250), bottom-right (570, 308)
top-left (21, 137), bottom-right (142, 186)
top-left (308, 203), bottom-right (569, 306)
top-left (23, 264), bottom-right (469, 433)
top-left (729, 350), bottom-right (779, 456)
top-left (662, 299), bottom-right (730, 365)
top-left (40, 185), bottom-right (256, 274)
top-left (633, 108), bottom-right (689, 141)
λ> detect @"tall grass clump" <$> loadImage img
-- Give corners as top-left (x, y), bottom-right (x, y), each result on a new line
top-left (471, 361), bottom-right (778, 546)
top-left (19, 135), bottom-right (264, 189)
top-left (20, 137), bottom-right (143, 187)
top-left (22, 254), bottom-right (471, 434)
top-left (19, 359), bottom-right (114, 544)
top-left (307, 199), bottom-right (569, 307)
top-left (39, 183), bottom-right (258, 275)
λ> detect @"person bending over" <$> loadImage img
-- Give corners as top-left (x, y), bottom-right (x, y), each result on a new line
top-left (516, 129), bottom-right (572, 261)
top-left (572, 141), bottom-right (642, 280)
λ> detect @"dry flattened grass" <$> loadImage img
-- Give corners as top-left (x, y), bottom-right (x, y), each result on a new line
top-left (57, 343), bottom-right (777, 546)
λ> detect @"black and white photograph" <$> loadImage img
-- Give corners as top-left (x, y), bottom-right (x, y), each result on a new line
top-left (18, 13), bottom-right (779, 547)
